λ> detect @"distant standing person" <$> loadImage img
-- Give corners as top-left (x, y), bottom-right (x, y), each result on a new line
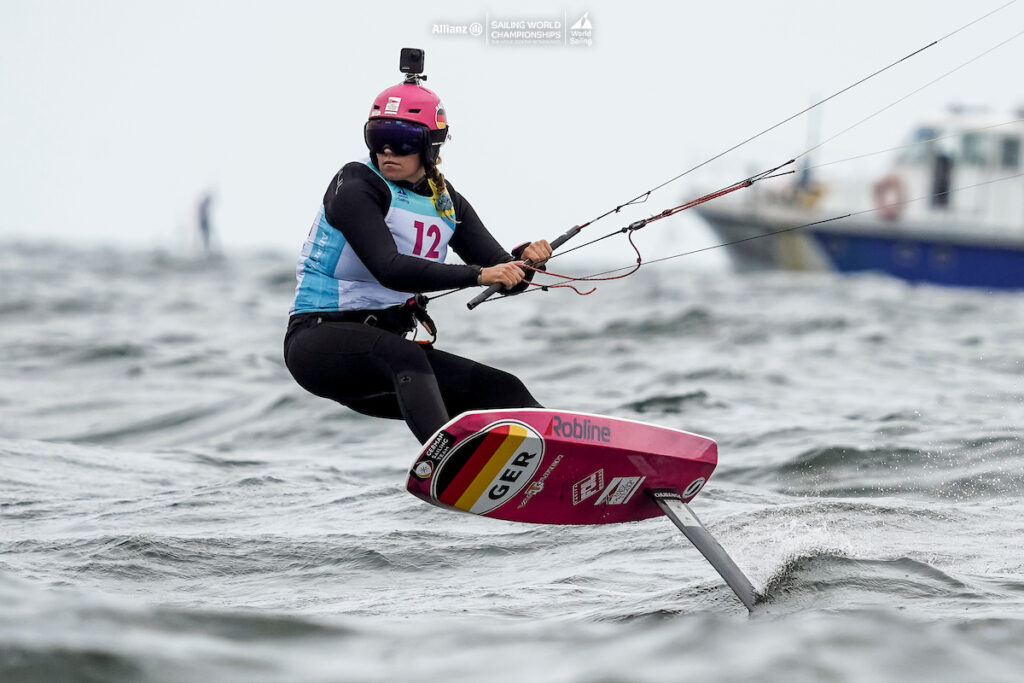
top-left (198, 192), bottom-right (214, 252)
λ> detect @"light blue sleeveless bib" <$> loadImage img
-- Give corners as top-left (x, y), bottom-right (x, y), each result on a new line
top-left (290, 160), bottom-right (457, 314)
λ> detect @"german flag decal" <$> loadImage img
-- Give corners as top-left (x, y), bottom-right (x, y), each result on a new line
top-left (432, 421), bottom-right (545, 515)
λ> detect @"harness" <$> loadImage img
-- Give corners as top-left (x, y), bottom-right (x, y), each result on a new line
top-left (307, 294), bottom-right (437, 345)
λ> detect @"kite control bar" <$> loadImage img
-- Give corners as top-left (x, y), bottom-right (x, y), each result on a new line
top-left (466, 224), bottom-right (582, 310)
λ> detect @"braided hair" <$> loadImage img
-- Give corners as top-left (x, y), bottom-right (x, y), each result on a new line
top-left (425, 155), bottom-right (456, 224)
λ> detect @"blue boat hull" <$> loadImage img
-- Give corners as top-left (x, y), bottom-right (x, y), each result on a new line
top-left (809, 229), bottom-right (1024, 289)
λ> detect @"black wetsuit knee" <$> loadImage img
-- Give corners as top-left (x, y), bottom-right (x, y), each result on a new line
top-left (284, 320), bottom-right (449, 443)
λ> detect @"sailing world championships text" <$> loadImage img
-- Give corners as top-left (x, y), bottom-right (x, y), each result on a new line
top-left (491, 19), bottom-right (562, 40)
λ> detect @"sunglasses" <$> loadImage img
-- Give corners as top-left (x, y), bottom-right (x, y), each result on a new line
top-left (364, 119), bottom-right (428, 157)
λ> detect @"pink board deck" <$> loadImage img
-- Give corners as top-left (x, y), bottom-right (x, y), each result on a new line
top-left (406, 409), bottom-right (717, 525)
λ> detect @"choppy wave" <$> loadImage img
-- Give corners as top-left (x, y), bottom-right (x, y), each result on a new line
top-left (4, 242), bottom-right (1024, 681)
top-left (719, 436), bottom-right (1024, 498)
top-left (759, 552), bottom-right (1024, 609)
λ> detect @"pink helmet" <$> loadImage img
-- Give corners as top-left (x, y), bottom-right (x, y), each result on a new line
top-left (367, 81), bottom-right (448, 164)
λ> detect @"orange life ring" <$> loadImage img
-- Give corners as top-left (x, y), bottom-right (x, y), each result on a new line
top-left (873, 174), bottom-right (905, 221)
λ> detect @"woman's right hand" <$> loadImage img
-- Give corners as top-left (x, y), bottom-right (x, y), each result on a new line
top-left (478, 262), bottom-right (526, 289)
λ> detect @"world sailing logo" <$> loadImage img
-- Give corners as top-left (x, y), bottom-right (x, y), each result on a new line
top-left (569, 12), bottom-right (593, 46)
top-left (570, 12), bottom-right (591, 30)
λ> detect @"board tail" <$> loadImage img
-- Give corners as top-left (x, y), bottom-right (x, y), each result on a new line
top-left (647, 489), bottom-right (759, 612)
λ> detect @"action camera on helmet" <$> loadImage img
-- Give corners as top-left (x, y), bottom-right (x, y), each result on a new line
top-left (366, 48), bottom-right (448, 166)
top-left (400, 48), bottom-right (426, 81)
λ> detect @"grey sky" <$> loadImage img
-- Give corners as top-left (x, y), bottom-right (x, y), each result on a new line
top-left (2, 0), bottom-right (1021, 262)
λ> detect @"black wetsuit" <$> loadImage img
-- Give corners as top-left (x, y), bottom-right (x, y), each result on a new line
top-left (284, 162), bottom-right (542, 443)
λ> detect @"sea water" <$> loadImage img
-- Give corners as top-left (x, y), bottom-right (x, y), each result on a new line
top-left (2, 241), bottom-right (1023, 682)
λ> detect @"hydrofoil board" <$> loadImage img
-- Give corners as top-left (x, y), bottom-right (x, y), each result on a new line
top-left (407, 408), bottom-right (715, 524)
top-left (405, 408), bottom-right (758, 610)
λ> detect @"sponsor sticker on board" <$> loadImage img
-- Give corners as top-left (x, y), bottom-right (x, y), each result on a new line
top-left (423, 431), bottom-right (455, 462)
top-left (411, 460), bottom-right (434, 480)
top-left (594, 476), bottom-right (646, 505)
top-left (572, 469), bottom-right (605, 505)
top-left (517, 454), bottom-right (563, 509)
top-left (683, 477), bottom-right (706, 498)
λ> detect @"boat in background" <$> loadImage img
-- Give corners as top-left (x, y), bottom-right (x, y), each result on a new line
top-left (695, 106), bottom-right (1024, 288)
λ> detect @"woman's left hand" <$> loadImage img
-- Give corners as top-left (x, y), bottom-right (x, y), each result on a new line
top-left (520, 240), bottom-right (552, 265)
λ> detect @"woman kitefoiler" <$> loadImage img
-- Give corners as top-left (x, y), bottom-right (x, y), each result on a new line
top-left (284, 52), bottom-right (551, 443)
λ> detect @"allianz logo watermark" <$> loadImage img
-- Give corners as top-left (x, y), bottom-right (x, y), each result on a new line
top-left (431, 11), bottom-right (594, 47)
